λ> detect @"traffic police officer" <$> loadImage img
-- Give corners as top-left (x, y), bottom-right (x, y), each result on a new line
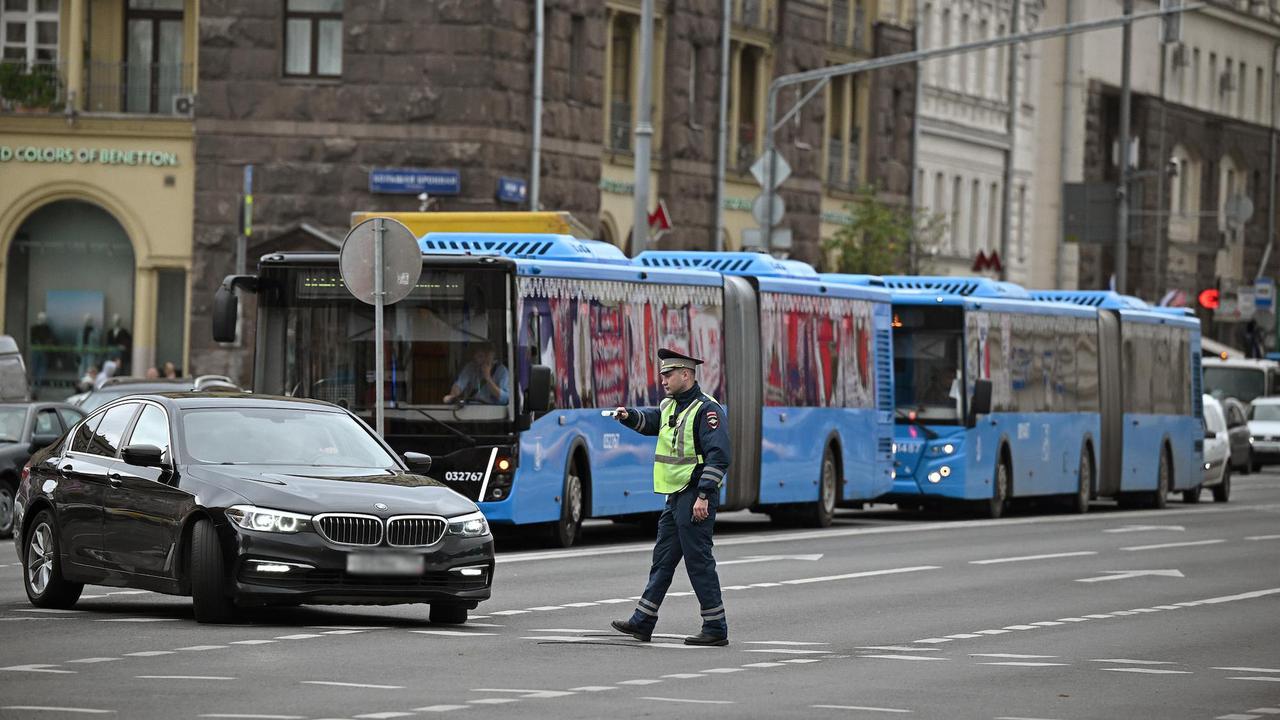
top-left (609, 348), bottom-right (731, 646)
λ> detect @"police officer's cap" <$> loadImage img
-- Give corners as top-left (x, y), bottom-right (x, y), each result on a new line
top-left (658, 348), bottom-right (702, 374)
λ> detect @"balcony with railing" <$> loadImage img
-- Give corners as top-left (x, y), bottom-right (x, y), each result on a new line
top-left (0, 58), bottom-right (193, 117)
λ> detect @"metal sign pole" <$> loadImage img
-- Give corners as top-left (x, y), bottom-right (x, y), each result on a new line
top-left (374, 217), bottom-right (386, 437)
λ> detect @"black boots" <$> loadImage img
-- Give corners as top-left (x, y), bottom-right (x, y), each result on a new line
top-left (610, 619), bottom-right (652, 642)
top-left (683, 632), bottom-right (729, 646)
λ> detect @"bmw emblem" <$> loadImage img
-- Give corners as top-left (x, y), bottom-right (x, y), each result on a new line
top-left (374, 503), bottom-right (388, 511)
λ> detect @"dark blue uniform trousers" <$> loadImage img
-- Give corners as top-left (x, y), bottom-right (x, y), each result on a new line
top-left (627, 488), bottom-right (728, 638)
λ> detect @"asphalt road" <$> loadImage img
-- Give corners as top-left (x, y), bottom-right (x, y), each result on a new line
top-left (1, 475), bottom-right (1278, 719)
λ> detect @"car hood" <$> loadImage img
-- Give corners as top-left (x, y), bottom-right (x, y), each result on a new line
top-left (181, 464), bottom-right (477, 518)
top-left (1247, 420), bottom-right (1280, 435)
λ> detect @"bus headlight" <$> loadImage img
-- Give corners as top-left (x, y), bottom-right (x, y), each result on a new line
top-left (939, 465), bottom-right (951, 477)
top-left (927, 471), bottom-right (942, 484)
top-left (927, 442), bottom-right (958, 456)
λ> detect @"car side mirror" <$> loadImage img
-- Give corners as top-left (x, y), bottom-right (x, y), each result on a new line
top-left (212, 285), bottom-right (238, 343)
top-left (525, 364), bottom-right (553, 414)
top-left (1205, 427), bottom-right (1216, 440)
top-left (403, 451), bottom-right (432, 473)
top-left (122, 444), bottom-right (166, 468)
top-left (966, 379), bottom-right (993, 428)
top-left (30, 433), bottom-right (60, 454)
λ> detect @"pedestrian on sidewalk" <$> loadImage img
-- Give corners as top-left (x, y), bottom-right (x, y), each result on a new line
top-left (609, 348), bottom-right (731, 646)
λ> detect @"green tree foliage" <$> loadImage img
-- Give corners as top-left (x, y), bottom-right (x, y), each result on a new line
top-left (822, 185), bottom-right (946, 275)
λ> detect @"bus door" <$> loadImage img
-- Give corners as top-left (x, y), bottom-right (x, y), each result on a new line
top-left (1097, 310), bottom-right (1123, 497)
top-left (722, 275), bottom-right (761, 511)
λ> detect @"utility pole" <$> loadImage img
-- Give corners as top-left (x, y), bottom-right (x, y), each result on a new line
top-left (632, 0), bottom-right (655, 256)
top-left (1115, 0), bottom-right (1134, 295)
top-left (714, 0), bottom-right (731, 252)
top-left (529, 0), bottom-right (544, 212)
top-left (1000, 0), bottom-right (1021, 282)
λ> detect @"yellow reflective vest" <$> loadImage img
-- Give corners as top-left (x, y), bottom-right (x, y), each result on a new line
top-left (653, 394), bottom-right (711, 494)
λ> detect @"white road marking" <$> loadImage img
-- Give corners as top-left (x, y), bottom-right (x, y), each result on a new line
top-left (781, 659), bottom-right (823, 664)
top-left (744, 640), bottom-right (830, 646)
top-left (124, 651), bottom-right (174, 657)
top-left (528, 628), bottom-right (600, 633)
top-left (67, 658), bottom-right (119, 664)
top-left (1056, 617), bottom-right (1091, 622)
top-left (594, 598), bottom-right (633, 604)
top-left (320, 630), bottom-right (366, 635)
top-left (639, 697), bottom-right (734, 705)
top-left (1083, 614), bottom-right (1114, 619)
top-left (307, 625), bottom-right (391, 630)
top-left (1246, 534), bottom-right (1280, 541)
top-left (1152, 606), bottom-right (1183, 611)
top-left (354, 713), bottom-right (415, 719)
top-left (663, 673), bottom-right (707, 679)
top-left (1076, 570), bottom-right (1185, 583)
top-left (1104, 524), bottom-right (1186, 533)
top-left (980, 662), bottom-right (1069, 667)
top-left (411, 630), bottom-right (498, 637)
top-left (973, 630), bottom-right (1011, 635)
top-left (995, 717), bottom-right (1065, 720)
top-left (742, 662), bottom-right (787, 668)
top-left (1091, 659), bottom-right (1178, 665)
top-left (200, 715), bottom-right (305, 719)
top-left (520, 635), bottom-right (590, 643)
top-left (812, 705), bottom-right (911, 713)
top-left (1003, 625), bottom-right (1039, 630)
top-left (470, 689), bottom-right (575, 699)
top-left (856, 646), bottom-right (941, 653)
top-left (104, 590), bottom-right (149, 596)
top-left (1217, 715), bottom-right (1264, 720)
top-left (0, 664), bottom-right (75, 674)
top-left (1248, 709), bottom-right (1280, 714)
top-left (1214, 667), bottom-right (1280, 673)
top-left (14, 608), bottom-right (81, 614)
top-left (0, 617), bottom-right (73, 622)
top-left (971, 654), bottom-right (1058, 659)
top-left (274, 634), bottom-right (323, 640)
top-left (1231, 677), bottom-right (1280, 682)
top-left (945, 634), bottom-right (983, 639)
top-left (1129, 608), bottom-right (1162, 613)
top-left (1101, 668), bottom-right (1192, 674)
top-left (969, 551), bottom-right (1096, 564)
top-left (301, 681), bottom-right (404, 689)
top-left (779, 566), bottom-right (940, 586)
top-left (701, 668), bottom-right (745, 673)
top-left (228, 640), bottom-right (276, 645)
top-left (462, 623), bottom-right (503, 628)
top-left (1030, 622), bottom-right (1065, 626)
top-left (748, 582), bottom-right (783, 587)
top-left (617, 679), bottom-right (662, 685)
top-left (562, 602), bottom-right (598, 607)
top-left (913, 638), bottom-right (953, 644)
top-left (490, 610), bottom-right (531, 616)
top-left (176, 645), bottom-right (226, 651)
top-left (528, 606), bottom-right (563, 611)
top-left (136, 671), bottom-right (236, 676)
top-left (468, 699), bottom-right (519, 705)
top-left (94, 618), bottom-right (177, 623)
top-left (567, 686), bottom-right (616, 692)
top-left (743, 649), bottom-right (831, 654)
top-left (859, 654), bottom-right (948, 661)
top-left (412, 706), bottom-right (471, 713)
top-left (718, 553), bottom-right (823, 566)
top-left (1190, 588), bottom-right (1280, 605)
top-left (1121, 539), bottom-right (1226, 551)
top-left (0, 708), bottom-right (114, 714)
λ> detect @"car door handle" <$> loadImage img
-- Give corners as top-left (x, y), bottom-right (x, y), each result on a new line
top-left (60, 464), bottom-right (72, 476)
top-left (108, 472), bottom-right (123, 487)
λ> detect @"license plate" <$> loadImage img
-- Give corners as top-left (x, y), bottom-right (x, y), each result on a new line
top-left (346, 552), bottom-right (424, 576)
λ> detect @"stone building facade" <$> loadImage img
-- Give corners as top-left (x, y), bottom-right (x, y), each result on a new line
top-left (191, 0), bottom-right (918, 381)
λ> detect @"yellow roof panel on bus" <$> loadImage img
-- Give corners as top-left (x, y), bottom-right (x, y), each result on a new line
top-left (349, 211), bottom-right (592, 239)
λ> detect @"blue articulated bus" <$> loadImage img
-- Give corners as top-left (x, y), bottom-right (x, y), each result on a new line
top-left (1030, 291), bottom-right (1202, 508)
top-left (221, 234), bottom-right (894, 546)
top-left (823, 275), bottom-right (1108, 518)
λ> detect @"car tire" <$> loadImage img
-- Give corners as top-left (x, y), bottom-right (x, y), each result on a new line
top-left (1066, 445), bottom-right (1092, 514)
top-left (0, 476), bottom-right (16, 539)
top-left (980, 458), bottom-right (1011, 519)
top-left (1212, 470), bottom-right (1231, 503)
top-left (190, 518), bottom-right (236, 624)
top-left (1148, 447), bottom-right (1170, 510)
top-left (23, 510), bottom-right (83, 609)
top-left (801, 447), bottom-right (838, 528)
top-left (429, 603), bottom-right (468, 625)
top-left (547, 462), bottom-right (584, 549)
top-left (1182, 485), bottom-right (1201, 504)
top-left (1240, 449), bottom-right (1252, 475)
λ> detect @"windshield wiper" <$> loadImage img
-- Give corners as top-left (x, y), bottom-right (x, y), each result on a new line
top-left (894, 407), bottom-right (939, 440)
top-left (412, 408), bottom-right (477, 447)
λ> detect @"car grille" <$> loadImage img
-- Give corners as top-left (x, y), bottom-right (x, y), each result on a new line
top-left (387, 516), bottom-right (446, 547)
top-left (315, 514), bottom-right (383, 546)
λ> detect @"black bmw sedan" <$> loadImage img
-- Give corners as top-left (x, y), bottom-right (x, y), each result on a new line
top-left (13, 393), bottom-right (494, 624)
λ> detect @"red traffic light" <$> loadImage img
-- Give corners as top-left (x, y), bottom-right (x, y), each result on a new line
top-left (1198, 288), bottom-right (1220, 310)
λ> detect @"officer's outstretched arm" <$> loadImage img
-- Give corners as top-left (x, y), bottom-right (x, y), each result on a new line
top-left (695, 404), bottom-right (731, 496)
top-left (619, 407), bottom-right (662, 436)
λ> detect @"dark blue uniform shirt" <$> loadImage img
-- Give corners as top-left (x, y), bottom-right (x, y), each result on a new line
top-left (623, 382), bottom-right (731, 497)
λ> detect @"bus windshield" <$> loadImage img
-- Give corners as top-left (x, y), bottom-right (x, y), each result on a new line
top-left (892, 305), bottom-right (965, 424)
top-left (1204, 366), bottom-right (1266, 404)
top-left (260, 264), bottom-right (512, 423)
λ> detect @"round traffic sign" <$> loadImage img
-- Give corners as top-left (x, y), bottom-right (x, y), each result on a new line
top-left (339, 218), bottom-right (422, 305)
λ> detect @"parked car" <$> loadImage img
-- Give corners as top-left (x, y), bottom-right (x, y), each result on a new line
top-left (1195, 395), bottom-right (1231, 503)
top-left (1248, 396), bottom-right (1280, 469)
top-left (1219, 397), bottom-right (1255, 474)
top-left (0, 335), bottom-right (30, 402)
top-left (72, 375), bottom-right (241, 412)
top-left (14, 393), bottom-right (492, 624)
top-left (0, 402), bottom-right (85, 537)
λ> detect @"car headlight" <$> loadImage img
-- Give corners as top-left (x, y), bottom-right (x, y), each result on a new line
top-left (447, 510), bottom-right (490, 538)
top-left (225, 505), bottom-right (312, 534)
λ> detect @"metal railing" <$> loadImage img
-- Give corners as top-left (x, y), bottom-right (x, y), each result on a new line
top-left (84, 61), bottom-right (193, 115)
top-left (0, 60), bottom-right (65, 113)
top-left (609, 100), bottom-right (632, 152)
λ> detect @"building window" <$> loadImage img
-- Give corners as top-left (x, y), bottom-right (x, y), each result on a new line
top-left (996, 23), bottom-right (1006, 102)
top-left (969, 178), bottom-right (981, 254)
top-left (735, 45), bottom-right (763, 172)
top-left (934, 172), bottom-right (945, 219)
top-left (988, 181), bottom-right (1000, 252)
top-left (977, 19), bottom-right (989, 98)
top-left (959, 13), bottom-right (969, 94)
top-left (1238, 61), bottom-right (1247, 118)
top-left (1191, 48), bottom-right (1200, 106)
top-left (940, 8), bottom-right (951, 86)
top-left (124, 0), bottom-right (185, 114)
top-left (951, 175), bottom-right (962, 253)
top-left (569, 14), bottom-right (585, 102)
top-left (1209, 52), bottom-right (1217, 108)
top-left (1017, 184), bottom-right (1027, 262)
top-left (827, 75), bottom-right (845, 185)
top-left (284, 0), bottom-right (343, 78)
top-left (1, 0), bottom-right (58, 64)
top-left (1257, 66), bottom-right (1265, 123)
top-left (607, 15), bottom-right (633, 152)
top-left (688, 43), bottom-right (701, 127)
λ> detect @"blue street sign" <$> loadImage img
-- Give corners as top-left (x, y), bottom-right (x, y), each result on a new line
top-left (369, 168), bottom-right (461, 195)
top-left (1256, 277), bottom-right (1274, 310)
top-left (497, 176), bottom-right (528, 204)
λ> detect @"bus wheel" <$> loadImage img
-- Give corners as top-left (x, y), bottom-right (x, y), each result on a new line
top-left (981, 458), bottom-right (1010, 519)
top-left (547, 463), bottom-right (585, 548)
top-left (1067, 446), bottom-right (1092, 514)
top-left (1212, 469), bottom-right (1231, 503)
top-left (1182, 485), bottom-right (1202, 504)
top-left (1149, 447), bottom-right (1170, 510)
top-left (801, 447), bottom-right (838, 528)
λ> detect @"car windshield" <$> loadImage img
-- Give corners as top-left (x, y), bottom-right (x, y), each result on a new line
top-left (1249, 403), bottom-right (1280, 421)
top-left (182, 407), bottom-right (399, 468)
top-left (0, 407), bottom-right (25, 442)
top-left (1204, 367), bottom-right (1267, 404)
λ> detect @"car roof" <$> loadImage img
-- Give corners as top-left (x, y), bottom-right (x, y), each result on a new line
top-left (1251, 396), bottom-right (1280, 405)
top-left (114, 392), bottom-right (346, 412)
top-left (0, 401), bottom-right (83, 411)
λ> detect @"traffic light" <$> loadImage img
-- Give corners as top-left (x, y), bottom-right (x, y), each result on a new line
top-left (1198, 288), bottom-right (1220, 310)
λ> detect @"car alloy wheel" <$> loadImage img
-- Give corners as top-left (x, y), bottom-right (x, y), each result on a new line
top-left (26, 522), bottom-right (54, 596)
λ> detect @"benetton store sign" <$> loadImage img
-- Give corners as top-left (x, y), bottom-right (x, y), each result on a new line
top-left (0, 145), bottom-right (180, 167)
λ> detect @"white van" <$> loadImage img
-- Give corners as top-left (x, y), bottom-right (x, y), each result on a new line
top-left (0, 336), bottom-right (30, 402)
top-left (1202, 357), bottom-right (1280, 404)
